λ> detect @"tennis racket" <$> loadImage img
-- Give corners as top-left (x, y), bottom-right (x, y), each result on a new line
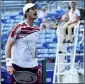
top-left (13, 71), bottom-right (37, 84)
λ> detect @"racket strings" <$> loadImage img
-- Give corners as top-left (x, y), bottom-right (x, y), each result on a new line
top-left (13, 71), bottom-right (37, 83)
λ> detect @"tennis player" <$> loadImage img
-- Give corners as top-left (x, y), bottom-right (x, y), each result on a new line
top-left (5, 3), bottom-right (42, 84)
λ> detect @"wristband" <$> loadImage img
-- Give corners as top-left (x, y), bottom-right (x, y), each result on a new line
top-left (6, 58), bottom-right (12, 66)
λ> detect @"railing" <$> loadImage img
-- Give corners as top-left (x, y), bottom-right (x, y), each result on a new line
top-left (1, 0), bottom-right (26, 12)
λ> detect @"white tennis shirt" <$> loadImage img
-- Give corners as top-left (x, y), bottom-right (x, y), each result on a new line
top-left (68, 8), bottom-right (80, 21)
top-left (10, 21), bottom-right (39, 68)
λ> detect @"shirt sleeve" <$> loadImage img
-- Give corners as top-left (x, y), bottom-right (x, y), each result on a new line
top-left (76, 9), bottom-right (80, 17)
top-left (9, 23), bottom-right (21, 41)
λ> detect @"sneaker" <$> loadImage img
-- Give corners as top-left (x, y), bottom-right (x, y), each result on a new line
top-left (59, 51), bottom-right (63, 53)
top-left (67, 40), bottom-right (73, 43)
top-left (59, 51), bottom-right (66, 53)
top-left (62, 39), bottom-right (67, 43)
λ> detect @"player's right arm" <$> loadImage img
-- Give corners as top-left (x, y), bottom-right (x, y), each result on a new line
top-left (5, 24), bottom-right (20, 75)
top-left (5, 36), bottom-right (16, 75)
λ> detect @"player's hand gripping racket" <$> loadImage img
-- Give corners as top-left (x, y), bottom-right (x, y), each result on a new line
top-left (13, 71), bottom-right (37, 84)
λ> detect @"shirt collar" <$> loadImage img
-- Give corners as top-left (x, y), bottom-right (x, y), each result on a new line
top-left (24, 20), bottom-right (38, 28)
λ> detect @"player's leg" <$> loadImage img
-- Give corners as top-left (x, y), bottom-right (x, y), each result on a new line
top-left (35, 65), bottom-right (41, 84)
top-left (30, 65), bottom-right (41, 84)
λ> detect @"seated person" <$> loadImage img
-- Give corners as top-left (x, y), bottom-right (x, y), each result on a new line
top-left (50, 21), bottom-right (58, 29)
top-left (62, 1), bottom-right (80, 43)
top-left (40, 18), bottom-right (50, 29)
top-left (47, 58), bottom-right (54, 63)
top-left (40, 18), bottom-right (57, 30)
top-left (38, 7), bottom-right (47, 19)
